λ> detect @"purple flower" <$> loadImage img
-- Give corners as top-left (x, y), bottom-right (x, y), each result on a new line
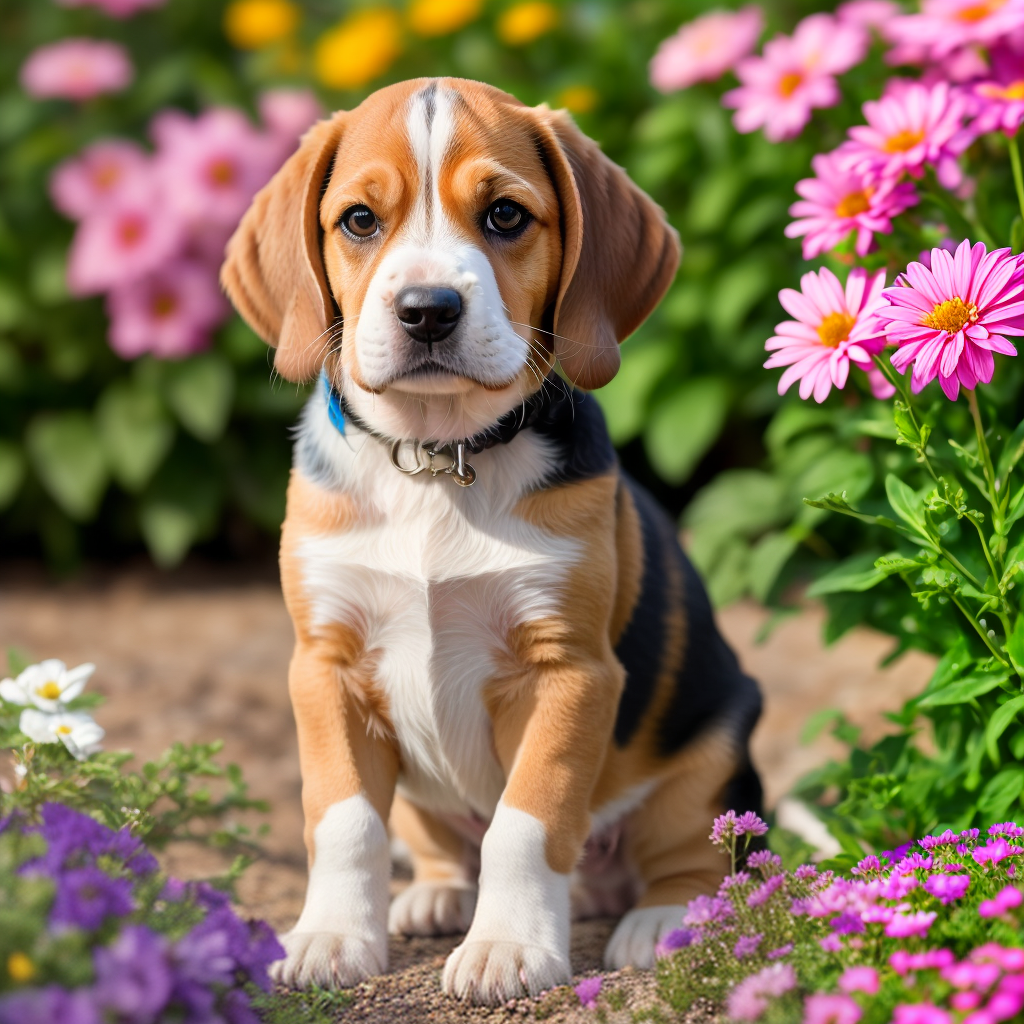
top-left (924, 873), bottom-right (970, 905)
top-left (221, 988), bottom-right (261, 1024)
top-left (727, 963), bottom-right (797, 1021)
top-left (94, 925), bottom-right (173, 1024)
top-left (575, 976), bottom-right (602, 1009)
top-left (655, 928), bottom-right (699, 958)
top-left (891, 949), bottom-right (955, 976)
top-left (711, 810), bottom-right (740, 844)
top-left (735, 812), bottom-right (770, 837)
top-left (839, 966), bottom-right (879, 995)
top-left (0, 987), bottom-right (99, 1024)
top-left (881, 842), bottom-right (915, 862)
top-left (851, 855), bottom-right (882, 876)
top-left (34, 803), bottom-right (157, 875)
top-left (979, 884), bottom-right (1023, 918)
top-left (804, 993), bottom-right (863, 1024)
top-left (974, 838), bottom-right (1024, 867)
top-left (684, 894), bottom-right (734, 926)
top-left (830, 912), bottom-right (865, 935)
top-left (794, 864), bottom-right (818, 880)
top-left (748, 874), bottom-right (786, 907)
top-left (896, 853), bottom-right (933, 874)
top-left (960, 828), bottom-right (980, 841)
top-left (720, 871), bottom-right (752, 893)
top-left (51, 865), bottom-right (134, 930)
top-left (734, 934), bottom-right (764, 959)
top-left (919, 829), bottom-right (961, 850)
top-left (886, 911), bottom-right (937, 938)
top-left (747, 850), bottom-right (783, 872)
top-left (768, 943), bottom-right (794, 959)
top-left (989, 822), bottom-right (1024, 839)
top-left (892, 1004), bottom-right (952, 1024)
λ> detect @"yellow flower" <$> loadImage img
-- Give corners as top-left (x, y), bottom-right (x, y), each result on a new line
top-left (315, 9), bottom-right (403, 90)
top-left (497, 1), bottom-right (558, 45)
top-left (7, 952), bottom-right (35, 983)
top-left (408, 0), bottom-right (482, 36)
top-left (224, 0), bottom-right (300, 50)
top-left (556, 85), bottom-right (598, 114)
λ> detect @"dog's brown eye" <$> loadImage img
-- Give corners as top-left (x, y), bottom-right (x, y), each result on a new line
top-left (341, 205), bottom-right (378, 238)
top-left (486, 199), bottom-right (529, 235)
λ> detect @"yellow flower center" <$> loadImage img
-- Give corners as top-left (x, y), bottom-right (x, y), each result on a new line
top-left (56, 725), bottom-right (73, 735)
top-left (38, 681), bottom-right (61, 700)
top-left (207, 158), bottom-right (237, 187)
top-left (118, 215), bottom-right (145, 246)
top-left (151, 292), bottom-right (178, 319)
top-left (497, 2), bottom-right (559, 45)
top-left (778, 72), bottom-right (803, 98)
top-left (836, 189), bottom-right (872, 217)
top-left (884, 129), bottom-right (925, 153)
top-left (979, 80), bottom-right (1024, 101)
top-left (956, 0), bottom-right (1005, 22)
top-left (817, 312), bottom-right (856, 348)
top-left (922, 296), bottom-right (978, 334)
top-left (92, 163), bottom-right (121, 191)
top-left (556, 85), bottom-right (599, 114)
top-left (223, 0), bottom-right (299, 50)
top-left (7, 952), bottom-right (35, 983)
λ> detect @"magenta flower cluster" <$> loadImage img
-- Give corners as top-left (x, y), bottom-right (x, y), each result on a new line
top-left (0, 803), bottom-right (283, 1024)
top-left (48, 92), bottom-right (320, 360)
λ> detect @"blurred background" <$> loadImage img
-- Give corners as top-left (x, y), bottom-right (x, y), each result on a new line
top-left (0, 0), bottom-right (830, 587)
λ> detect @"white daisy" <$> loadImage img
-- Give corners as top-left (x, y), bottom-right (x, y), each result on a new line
top-left (0, 659), bottom-right (95, 712)
top-left (19, 709), bottom-right (105, 761)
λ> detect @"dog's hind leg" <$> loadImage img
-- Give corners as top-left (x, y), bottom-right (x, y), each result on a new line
top-left (604, 725), bottom-right (753, 970)
top-left (388, 794), bottom-right (478, 936)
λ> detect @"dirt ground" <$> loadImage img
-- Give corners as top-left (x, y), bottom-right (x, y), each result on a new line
top-left (0, 564), bottom-right (935, 1021)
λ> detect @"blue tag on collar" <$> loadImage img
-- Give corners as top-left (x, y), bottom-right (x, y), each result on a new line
top-left (321, 372), bottom-right (346, 435)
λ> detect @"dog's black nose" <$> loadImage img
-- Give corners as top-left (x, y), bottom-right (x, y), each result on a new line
top-left (394, 286), bottom-right (462, 343)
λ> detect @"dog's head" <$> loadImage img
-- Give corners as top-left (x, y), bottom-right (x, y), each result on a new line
top-left (222, 78), bottom-right (680, 443)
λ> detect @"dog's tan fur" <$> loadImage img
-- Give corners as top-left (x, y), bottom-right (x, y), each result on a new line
top-left (221, 77), bottom-right (759, 1002)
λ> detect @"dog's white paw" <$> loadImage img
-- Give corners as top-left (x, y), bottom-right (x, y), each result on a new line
top-left (388, 881), bottom-right (477, 936)
top-left (604, 905), bottom-right (687, 970)
top-left (270, 930), bottom-right (387, 989)
top-left (442, 939), bottom-right (570, 1004)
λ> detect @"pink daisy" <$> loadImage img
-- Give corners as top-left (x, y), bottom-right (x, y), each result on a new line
top-left (804, 993), bottom-right (863, 1024)
top-left (650, 6), bottom-right (764, 92)
top-left (106, 259), bottom-right (228, 359)
top-left (786, 149), bottom-right (918, 258)
top-left (723, 14), bottom-right (868, 141)
top-left (20, 39), bottom-right (133, 102)
top-left (878, 240), bottom-right (1024, 400)
top-left (259, 89), bottom-right (324, 166)
top-left (885, 0), bottom-right (1024, 65)
top-left (838, 80), bottom-right (971, 189)
top-left (970, 44), bottom-right (1024, 134)
top-left (49, 140), bottom-right (150, 221)
top-left (55, 0), bottom-right (166, 13)
top-left (153, 107), bottom-right (277, 229)
top-left (837, 0), bottom-right (903, 28)
top-left (66, 182), bottom-right (183, 296)
top-left (765, 267), bottom-right (887, 402)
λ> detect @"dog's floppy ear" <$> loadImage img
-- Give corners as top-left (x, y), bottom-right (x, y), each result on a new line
top-left (221, 114), bottom-right (344, 382)
top-left (532, 108), bottom-right (681, 390)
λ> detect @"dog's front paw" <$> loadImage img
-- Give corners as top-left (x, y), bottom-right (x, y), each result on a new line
top-left (270, 930), bottom-right (387, 989)
top-left (389, 881), bottom-right (477, 936)
top-left (604, 905), bottom-right (687, 970)
top-left (442, 939), bottom-right (570, 1004)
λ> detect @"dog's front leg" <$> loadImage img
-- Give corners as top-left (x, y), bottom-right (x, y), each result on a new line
top-left (443, 650), bottom-right (623, 1004)
top-left (273, 640), bottom-right (399, 990)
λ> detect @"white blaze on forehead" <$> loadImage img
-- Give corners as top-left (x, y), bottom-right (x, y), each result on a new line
top-left (405, 83), bottom-right (458, 242)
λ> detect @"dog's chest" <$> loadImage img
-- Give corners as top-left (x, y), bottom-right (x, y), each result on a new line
top-left (295, 442), bottom-right (580, 819)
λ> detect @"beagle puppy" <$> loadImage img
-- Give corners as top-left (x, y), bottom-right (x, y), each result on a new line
top-left (221, 77), bottom-right (762, 1005)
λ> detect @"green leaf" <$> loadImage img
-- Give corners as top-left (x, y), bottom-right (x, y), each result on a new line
top-left (594, 339), bottom-right (675, 445)
top-left (986, 693), bottom-right (1024, 762)
top-left (978, 765), bottom-right (1024, 820)
top-left (997, 418), bottom-right (1024, 480)
top-left (1008, 616), bottom-right (1024, 676)
top-left (0, 440), bottom-right (25, 510)
top-left (885, 474), bottom-right (930, 539)
top-left (708, 258), bottom-right (771, 337)
top-left (1003, 484), bottom-right (1024, 535)
top-left (875, 553), bottom-right (932, 577)
top-left (644, 377), bottom-right (729, 484)
top-left (165, 355), bottom-right (235, 442)
top-left (925, 637), bottom-right (973, 693)
top-left (748, 530), bottom-right (798, 602)
top-left (26, 412), bottom-right (108, 520)
top-left (918, 670), bottom-right (1009, 707)
top-left (139, 502), bottom-right (198, 569)
top-left (96, 383), bottom-right (174, 492)
top-left (807, 553), bottom-right (888, 597)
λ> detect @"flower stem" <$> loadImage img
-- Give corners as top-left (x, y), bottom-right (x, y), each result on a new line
top-left (873, 354), bottom-right (940, 481)
top-left (967, 389), bottom-right (1000, 514)
top-left (922, 174), bottom-right (995, 250)
top-left (1010, 133), bottom-right (1024, 226)
top-left (952, 593), bottom-right (1010, 665)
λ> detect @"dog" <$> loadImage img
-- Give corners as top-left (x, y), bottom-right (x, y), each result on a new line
top-left (221, 77), bottom-right (762, 1005)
